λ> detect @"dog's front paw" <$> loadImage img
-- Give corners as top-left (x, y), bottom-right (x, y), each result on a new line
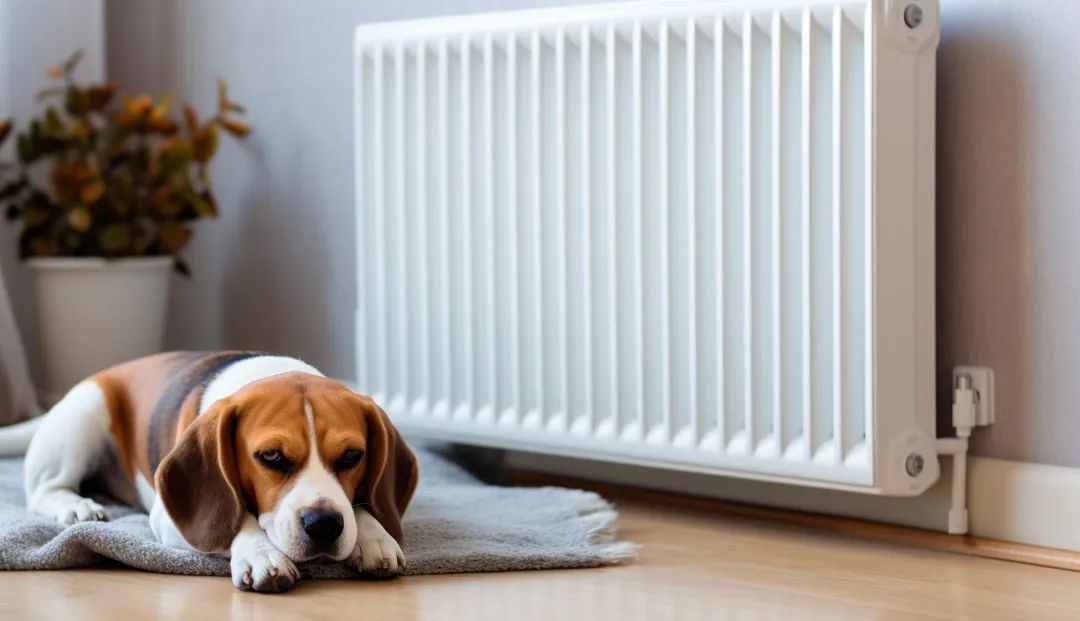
top-left (347, 533), bottom-right (406, 578)
top-left (231, 547), bottom-right (300, 593)
top-left (56, 497), bottom-right (108, 525)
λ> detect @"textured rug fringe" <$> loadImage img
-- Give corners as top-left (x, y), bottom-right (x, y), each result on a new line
top-left (574, 493), bottom-right (640, 564)
top-left (590, 540), bottom-right (640, 564)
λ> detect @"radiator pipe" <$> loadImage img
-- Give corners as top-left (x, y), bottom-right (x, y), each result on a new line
top-left (936, 375), bottom-right (977, 535)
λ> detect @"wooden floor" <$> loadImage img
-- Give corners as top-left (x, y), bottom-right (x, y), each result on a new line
top-left (3, 499), bottom-right (1080, 620)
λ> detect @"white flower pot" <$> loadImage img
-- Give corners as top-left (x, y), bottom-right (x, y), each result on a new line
top-left (27, 257), bottom-right (172, 404)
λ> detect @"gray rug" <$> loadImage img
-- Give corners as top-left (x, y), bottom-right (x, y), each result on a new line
top-left (0, 446), bottom-right (636, 577)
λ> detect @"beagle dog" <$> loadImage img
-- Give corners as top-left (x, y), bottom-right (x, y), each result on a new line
top-left (0, 351), bottom-right (418, 593)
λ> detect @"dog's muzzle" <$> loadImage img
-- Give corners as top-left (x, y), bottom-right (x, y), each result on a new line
top-left (300, 507), bottom-right (344, 551)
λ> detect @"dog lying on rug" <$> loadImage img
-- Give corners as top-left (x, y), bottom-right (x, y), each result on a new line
top-left (0, 351), bottom-right (418, 593)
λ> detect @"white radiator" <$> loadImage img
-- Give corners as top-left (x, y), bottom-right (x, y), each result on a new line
top-left (353, 0), bottom-right (939, 496)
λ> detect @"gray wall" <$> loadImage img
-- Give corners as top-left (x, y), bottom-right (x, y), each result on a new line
top-left (9, 0), bottom-right (1062, 466)
top-left (935, 0), bottom-right (1080, 466)
top-left (1, 0), bottom-right (105, 419)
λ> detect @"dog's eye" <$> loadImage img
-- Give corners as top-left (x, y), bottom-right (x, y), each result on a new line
top-left (256, 450), bottom-right (291, 472)
top-left (335, 449), bottom-right (364, 471)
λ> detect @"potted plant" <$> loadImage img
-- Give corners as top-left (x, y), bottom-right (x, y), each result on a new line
top-left (0, 51), bottom-right (250, 403)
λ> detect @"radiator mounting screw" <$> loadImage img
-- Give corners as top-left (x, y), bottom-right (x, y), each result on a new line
top-left (905, 453), bottom-right (924, 477)
top-left (903, 4), bottom-right (924, 29)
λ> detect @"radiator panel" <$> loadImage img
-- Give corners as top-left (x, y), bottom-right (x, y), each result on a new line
top-left (354, 0), bottom-right (939, 494)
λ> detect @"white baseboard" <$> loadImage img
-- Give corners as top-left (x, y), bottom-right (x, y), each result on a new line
top-left (506, 451), bottom-right (1080, 552)
top-left (968, 457), bottom-right (1080, 551)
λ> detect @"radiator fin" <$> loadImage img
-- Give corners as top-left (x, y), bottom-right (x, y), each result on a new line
top-left (356, 2), bottom-right (877, 482)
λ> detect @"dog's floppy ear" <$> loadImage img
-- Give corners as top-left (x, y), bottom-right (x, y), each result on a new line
top-left (357, 397), bottom-right (418, 543)
top-left (155, 400), bottom-right (245, 552)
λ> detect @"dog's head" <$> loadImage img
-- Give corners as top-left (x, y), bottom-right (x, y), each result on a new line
top-left (155, 372), bottom-right (418, 562)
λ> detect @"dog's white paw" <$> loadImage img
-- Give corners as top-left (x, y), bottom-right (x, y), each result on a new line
top-left (56, 498), bottom-right (108, 525)
top-left (231, 546), bottom-right (300, 593)
top-left (347, 532), bottom-right (405, 578)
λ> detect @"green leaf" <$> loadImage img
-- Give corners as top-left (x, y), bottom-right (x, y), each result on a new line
top-left (217, 79), bottom-right (229, 111)
top-left (99, 223), bottom-right (132, 254)
top-left (182, 105), bottom-right (199, 135)
top-left (192, 124), bottom-right (218, 162)
top-left (151, 187), bottom-right (180, 217)
top-left (62, 232), bottom-right (82, 253)
top-left (160, 140), bottom-right (194, 176)
top-left (22, 206), bottom-right (50, 228)
top-left (171, 186), bottom-right (211, 218)
top-left (44, 107), bottom-right (63, 135)
top-left (105, 126), bottom-right (133, 157)
top-left (219, 116), bottom-right (251, 137)
top-left (153, 92), bottom-right (173, 117)
top-left (196, 190), bottom-right (217, 218)
top-left (16, 134), bottom-right (34, 163)
top-left (61, 49), bottom-right (84, 74)
top-left (159, 221), bottom-right (192, 252)
top-left (65, 86), bottom-right (90, 116)
top-left (87, 82), bottom-right (117, 111)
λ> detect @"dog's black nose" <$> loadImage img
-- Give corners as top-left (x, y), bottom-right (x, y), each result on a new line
top-left (301, 508), bottom-right (344, 545)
